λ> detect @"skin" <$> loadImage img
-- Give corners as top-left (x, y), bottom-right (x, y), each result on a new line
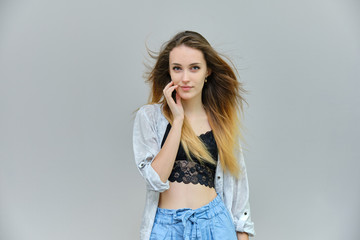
top-left (151, 44), bottom-right (249, 240)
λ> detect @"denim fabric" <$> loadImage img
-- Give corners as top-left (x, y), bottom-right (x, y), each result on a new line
top-left (133, 104), bottom-right (255, 240)
top-left (150, 193), bottom-right (237, 240)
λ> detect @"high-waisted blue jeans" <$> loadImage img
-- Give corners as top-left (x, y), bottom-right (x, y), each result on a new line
top-left (149, 192), bottom-right (237, 240)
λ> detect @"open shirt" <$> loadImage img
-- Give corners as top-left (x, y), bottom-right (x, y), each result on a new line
top-left (132, 103), bottom-right (255, 240)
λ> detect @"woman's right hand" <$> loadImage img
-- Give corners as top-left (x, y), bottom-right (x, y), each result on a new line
top-left (163, 81), bottom-right (184, 122)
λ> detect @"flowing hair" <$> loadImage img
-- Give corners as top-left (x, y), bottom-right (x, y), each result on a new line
top-left (145, 31), bottom-right (248, 178)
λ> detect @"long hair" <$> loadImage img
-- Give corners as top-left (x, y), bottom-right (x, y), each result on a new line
top-left (145, 31), bottom-right (248, 178)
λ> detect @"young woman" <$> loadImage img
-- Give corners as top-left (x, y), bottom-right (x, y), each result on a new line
top-left (133, 31), bottom-right (255, 240)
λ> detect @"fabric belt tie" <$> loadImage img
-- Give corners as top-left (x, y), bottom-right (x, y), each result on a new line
top-left (173, 209), bottom-right (202, 240)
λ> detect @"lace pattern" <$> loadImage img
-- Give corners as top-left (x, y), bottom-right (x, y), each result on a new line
top-left (169, 159), bottom-right (216, 188)
top-left (161, 123), bottom-right (218, 188)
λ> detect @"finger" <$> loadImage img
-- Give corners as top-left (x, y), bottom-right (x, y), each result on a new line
top-left (164, 81), bottom-right (174, 90)
top-left (163, 82), bottom-right (175, 96)
top-left (175, 92), bottom-right (182, 105)
top-left (168, 84), bottom-right (178, 91)
top-left (164, 85), bottom-right (178, 97)
top-left (171, 85), bottom-right (179, 91)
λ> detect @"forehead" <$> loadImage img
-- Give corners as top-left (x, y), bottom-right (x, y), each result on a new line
top-left (169, 45), bottom-right (206, 64)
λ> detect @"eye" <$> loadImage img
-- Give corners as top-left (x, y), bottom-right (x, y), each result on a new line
top-left (191, 66), bottom-right (200, 71)
top-left (172, 66), bottom-right (181, 71)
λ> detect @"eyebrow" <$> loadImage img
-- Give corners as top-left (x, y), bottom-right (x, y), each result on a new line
top-left (171, 63), bottom-right (202, 66)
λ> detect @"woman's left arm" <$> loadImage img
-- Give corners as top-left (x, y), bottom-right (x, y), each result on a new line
top-left (237, 232), bottom-right (249, 240)
top-left (229, 143), bottom-right (255, 237)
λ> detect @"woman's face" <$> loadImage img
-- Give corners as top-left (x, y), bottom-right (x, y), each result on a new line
top-left (169, 45), bottom-right (210, 102)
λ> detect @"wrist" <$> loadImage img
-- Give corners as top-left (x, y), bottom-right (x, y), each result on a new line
top-left (236, 232), bottom-right (249, 240)
top-left (172, 117), bottom-right (184, 126)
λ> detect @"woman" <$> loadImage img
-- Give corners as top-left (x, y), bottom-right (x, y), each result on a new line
top-left (133, 31), bottom-right (255, 240)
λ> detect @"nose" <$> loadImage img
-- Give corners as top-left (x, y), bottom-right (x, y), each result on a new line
top-left (181, 70), bottom-right (190, 82)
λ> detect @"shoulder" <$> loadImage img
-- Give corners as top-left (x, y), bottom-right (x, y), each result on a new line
top-left (137, 103), bottom-right (162, 116)
top-left (136, 103), bottom-right (164, 122)
top-left (138, 103), bottom-right (161, 114)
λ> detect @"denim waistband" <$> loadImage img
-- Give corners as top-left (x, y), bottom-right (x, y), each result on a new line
top-left (154, 192), bottom-right (226, 223)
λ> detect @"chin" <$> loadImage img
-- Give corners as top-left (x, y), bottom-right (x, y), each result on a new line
top-left (178, 93), bottom-right (194, 100)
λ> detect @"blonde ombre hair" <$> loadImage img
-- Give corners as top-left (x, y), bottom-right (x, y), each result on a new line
top-left (145, 31), bottom-right (248, 178)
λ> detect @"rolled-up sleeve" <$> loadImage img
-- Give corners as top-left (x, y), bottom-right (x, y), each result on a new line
top-left (231, 144), bottom-right (255, 236)
top-left (133, 106), bottom-right (170, 192)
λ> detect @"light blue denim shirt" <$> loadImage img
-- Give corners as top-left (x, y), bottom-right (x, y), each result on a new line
top-left (133, 103), bottom-right (255, 240)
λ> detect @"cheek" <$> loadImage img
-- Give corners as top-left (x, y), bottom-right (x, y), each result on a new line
top-left (196, 78), bottom-right (205, 87)
top-left (170, 76), bottom-right (181, 85)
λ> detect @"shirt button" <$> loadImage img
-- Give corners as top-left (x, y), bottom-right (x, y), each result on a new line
top-left (217, 176), bottom-right (221, 179)
top-left (138, 161), bottom-right (146, 169)
top-left (244, 212), bottom-right (247, 215)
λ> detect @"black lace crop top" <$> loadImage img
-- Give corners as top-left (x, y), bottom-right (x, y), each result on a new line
top-left (160, 123), bottom-right (218, 188)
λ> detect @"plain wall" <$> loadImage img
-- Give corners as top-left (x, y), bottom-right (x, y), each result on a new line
top-left (0, 0), bottom-right (359, 239)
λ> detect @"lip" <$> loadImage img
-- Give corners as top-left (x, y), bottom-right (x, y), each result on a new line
top-left (180, 86), bottom-right (193, 91)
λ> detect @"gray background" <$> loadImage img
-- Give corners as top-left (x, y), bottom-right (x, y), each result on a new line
top-left (0, 0), bottom-right (359, 239)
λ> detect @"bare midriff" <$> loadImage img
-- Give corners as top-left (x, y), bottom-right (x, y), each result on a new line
top-left (158, 180), bottom-right (217, 210)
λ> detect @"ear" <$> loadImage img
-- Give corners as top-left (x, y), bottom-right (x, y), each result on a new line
top-left (207, 69), bottom-right (212, 77)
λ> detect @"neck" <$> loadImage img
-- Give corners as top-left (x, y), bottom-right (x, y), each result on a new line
top-left (182, 97), bottom-right (205, 117)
